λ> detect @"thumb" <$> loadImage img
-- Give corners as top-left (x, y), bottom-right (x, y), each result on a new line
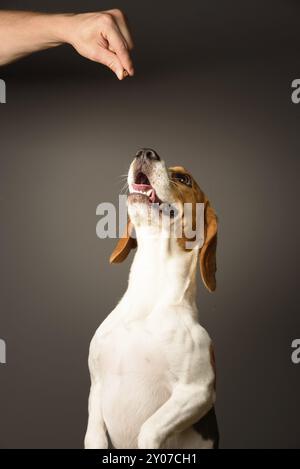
top-left (96, 48), bottom-right (125, 80)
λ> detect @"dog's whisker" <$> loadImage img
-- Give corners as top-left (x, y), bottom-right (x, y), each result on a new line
top-left (118, 173), bottom-right (129, 180)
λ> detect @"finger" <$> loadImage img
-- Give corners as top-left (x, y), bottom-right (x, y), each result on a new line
top-left (94, 48), bottom-right (125, 80)
top-left (103, 23), bottom-right (134, 76)
top-left (108, 9), bottom-right (134, 50)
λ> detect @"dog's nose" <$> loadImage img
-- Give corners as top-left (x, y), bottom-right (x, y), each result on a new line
top-left (135, 148), bottom-right (161, 162)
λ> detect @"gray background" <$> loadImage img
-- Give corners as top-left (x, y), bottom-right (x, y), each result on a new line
top-left (0, 0), bottom-right (299, 449)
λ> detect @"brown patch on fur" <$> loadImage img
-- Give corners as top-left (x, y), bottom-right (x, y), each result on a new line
top-left (169, 166), bottom-right (218, 292)
top-left (110, 219), bottom-right (137, 264)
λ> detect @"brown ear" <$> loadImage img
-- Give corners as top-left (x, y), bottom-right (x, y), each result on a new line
top-left (110, 219), bottom-right (137, 264)
top-left (199, 201), bottom-right (218, 292)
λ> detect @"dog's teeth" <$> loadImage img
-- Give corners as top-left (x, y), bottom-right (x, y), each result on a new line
top-left (130, 187), bottom-right (154, 197)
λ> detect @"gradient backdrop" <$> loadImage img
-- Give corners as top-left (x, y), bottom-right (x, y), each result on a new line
top-left (0, 0), bottom-right (299, 449)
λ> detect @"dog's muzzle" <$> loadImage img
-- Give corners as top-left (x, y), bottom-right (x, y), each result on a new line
top-left (129, 148), bottom-right (163, 204)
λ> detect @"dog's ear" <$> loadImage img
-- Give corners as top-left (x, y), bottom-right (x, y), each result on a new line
top-left (199, 201), bottom-right (218, 292)
top-left (110, 219), bottom-right (137, 264)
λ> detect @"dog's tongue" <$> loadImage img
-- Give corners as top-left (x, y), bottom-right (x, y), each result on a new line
top-left (132, 183), bottom-right (157, 203)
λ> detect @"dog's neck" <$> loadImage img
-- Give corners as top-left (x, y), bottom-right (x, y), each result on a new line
top-left (122, 225), bottom-right (199, 318)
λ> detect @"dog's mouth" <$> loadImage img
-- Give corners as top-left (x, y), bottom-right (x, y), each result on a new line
top-left (129, 172), bottom-right (162, 204)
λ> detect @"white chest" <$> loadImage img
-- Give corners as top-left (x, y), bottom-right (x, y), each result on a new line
top-left (98, 321), bottom-right (171, 448)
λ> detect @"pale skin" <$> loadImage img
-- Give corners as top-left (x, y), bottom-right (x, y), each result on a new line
top-left (0, 9), bottom-right (134, 80)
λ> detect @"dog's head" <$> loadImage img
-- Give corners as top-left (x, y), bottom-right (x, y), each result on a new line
top-left (110, 149), bottom-right (218, 292)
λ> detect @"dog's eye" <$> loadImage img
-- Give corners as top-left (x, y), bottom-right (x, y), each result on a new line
top-left (172, 173), bottom-right (192, 187)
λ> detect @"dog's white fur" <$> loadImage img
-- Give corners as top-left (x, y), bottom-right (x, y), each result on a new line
top-left (85, 156), bottom-right (217, 449)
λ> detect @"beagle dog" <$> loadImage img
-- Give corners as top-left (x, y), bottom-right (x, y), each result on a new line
top-left (85, 149), bottom-right (219, 449)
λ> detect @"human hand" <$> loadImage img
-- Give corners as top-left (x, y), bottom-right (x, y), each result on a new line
top-left (65, 9), bottom-right (134, 80)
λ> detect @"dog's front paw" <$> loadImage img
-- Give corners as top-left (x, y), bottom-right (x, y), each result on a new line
top-left (138, 425), bottom-right (162, 449)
